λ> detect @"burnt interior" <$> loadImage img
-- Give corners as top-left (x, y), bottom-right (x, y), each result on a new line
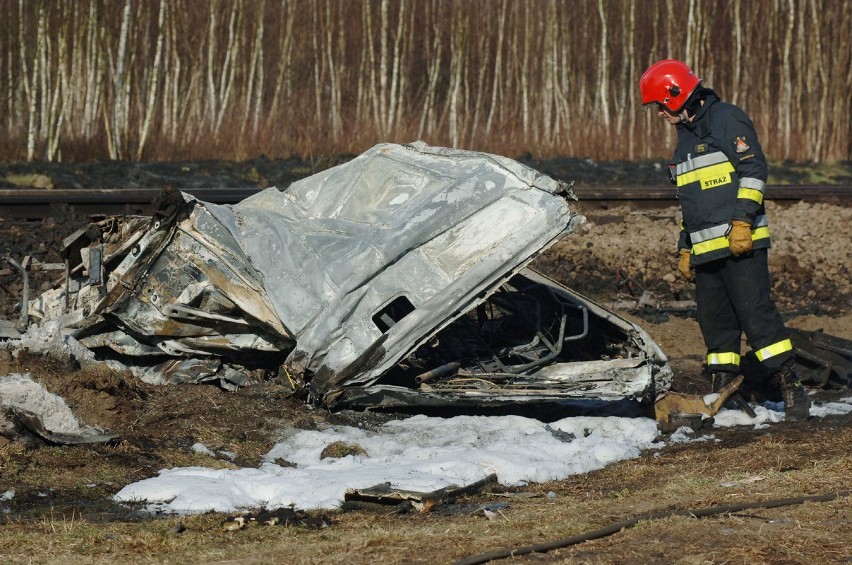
top-left (377, 272), bottom-right (644, 391)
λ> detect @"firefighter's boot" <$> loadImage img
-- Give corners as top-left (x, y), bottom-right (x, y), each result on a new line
top-left (710, 372), bottom-right (756, 418)
top-left (710, 372), bottom-right (736, 393)
top-left (778, 365), bottom-right (810, 421)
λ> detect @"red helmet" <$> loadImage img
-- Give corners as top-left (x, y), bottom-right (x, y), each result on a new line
top-left (639, 60), bottom-right (701, 112)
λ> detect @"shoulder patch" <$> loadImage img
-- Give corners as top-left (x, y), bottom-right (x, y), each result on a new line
top-left (734, 136), bottom-right (750, 153)
top-left (695, 143), bottom-right (707, 154)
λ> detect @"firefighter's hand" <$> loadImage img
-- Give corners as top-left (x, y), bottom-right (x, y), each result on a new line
top-left (728, 220), bottom-right (753, 256)
top-left (678, 249), bottom-right (694, 281)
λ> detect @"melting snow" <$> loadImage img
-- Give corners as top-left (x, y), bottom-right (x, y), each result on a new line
top-left (113, 396), bottom-right (852, 514)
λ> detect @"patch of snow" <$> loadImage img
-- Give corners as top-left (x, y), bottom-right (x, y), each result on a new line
top-left (115, 414), bottom-right (659, 514)
top-left (113, 395), bottom-right (852, 515)
top-left (666, 426), bottom-right (715, 444)
top-left (809, 400), bottom-right (852, 418)
top-left (712, 404), bottom-right (785, 428)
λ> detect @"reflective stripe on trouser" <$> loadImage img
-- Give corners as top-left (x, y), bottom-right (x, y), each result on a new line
top-left (707, 351), bottom-right (741, 373)
top-left (694, 248), bottom-right (794, 373)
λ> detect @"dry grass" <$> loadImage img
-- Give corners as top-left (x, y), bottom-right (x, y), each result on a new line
top-left (1, 410), bottom-right (849, 564)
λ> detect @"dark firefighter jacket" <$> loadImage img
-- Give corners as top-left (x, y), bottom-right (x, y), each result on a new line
top-left (672, 92), bottom-right (770, 265)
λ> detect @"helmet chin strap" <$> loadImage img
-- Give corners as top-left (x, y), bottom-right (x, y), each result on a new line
top-left (678, 110), bottom-right (689, 123)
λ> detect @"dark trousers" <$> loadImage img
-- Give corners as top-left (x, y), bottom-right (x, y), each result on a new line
top-left (695, 249), bottom-right (792, 373)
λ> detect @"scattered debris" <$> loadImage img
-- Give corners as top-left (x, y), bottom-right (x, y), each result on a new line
top-left (221, 507), bottom-right (332, 530)
top-left (342, 473), bottom-right (499, 513)
top-left (471, 502), bottom-right (510, 520)
top-left (0, 373), bottom-right (119, 445)
top-left (787, 328), bottom-right (852, 388)
top-left (484, 491), bottom-right (542, 499)
top-left (654, 375), bottom-right (746, 433)
top-left (319, 441), bottom-right (368, 459)
top-left (605, 291), bottom-right (696, 315)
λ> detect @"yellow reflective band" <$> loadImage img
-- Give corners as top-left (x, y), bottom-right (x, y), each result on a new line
top-left (692, 235), bottom-right (729, 255)
top-left (752, 226), bottom-right (770, 240)
top-left (737, 187), bottom-right (764, 204)
top-left (707, 352), bottom-right (741, 366)
top-left (677, 162), bottom-right (735, 188)
top-left (754, 339), bottom-right (793, 362)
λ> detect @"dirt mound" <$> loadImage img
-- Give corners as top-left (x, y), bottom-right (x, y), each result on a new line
top-left (534, 200), bottom-right (852, 316)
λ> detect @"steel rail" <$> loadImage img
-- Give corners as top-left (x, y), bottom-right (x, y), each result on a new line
top-left (0, 184), bottom-right (848, 210)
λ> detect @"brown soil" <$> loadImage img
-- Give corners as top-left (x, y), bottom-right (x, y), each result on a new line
top-left (1, 165), bottom-right (851, 563)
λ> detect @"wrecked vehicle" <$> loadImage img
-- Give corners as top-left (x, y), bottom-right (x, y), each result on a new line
top-left (12, 141), bottom-right (673, 411)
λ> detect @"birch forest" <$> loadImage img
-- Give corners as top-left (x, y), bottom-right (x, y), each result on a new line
top-left (1, 0), bottom-right (849, 163)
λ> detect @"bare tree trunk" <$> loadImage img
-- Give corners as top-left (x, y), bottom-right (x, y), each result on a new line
top-left (364, 0), bottom-right (381, 134)
top-left (395, 3), bottom-right (416, 139)
top-left (46, 2), bottom-right (71, 161)
top-left (596, 0), bottom-right (609, 127)
top-left (540, 0), bottom-right (556, 145)
top-left (107, 0), bottom-right (132, 160)
top-left (310, 0), bottom-right (323, 142)
top-left (215, 0), bottom-right (242, 133)
top-left (323, 0), bottom-right (341, 141)
top-left (23, 1), bottom-right (44, 161)
top-left (665, 0), bottom-right (674, 63)
top-left (384, 0), bottom-right (406, 136)
top-left (163, 1), bottom-right (180, 142)
top-left (468, 14), bottom-right (490, 147)
top-left (83, 2), bottom-right (103, 140)
top-left (378, 0), bottom-right (389, 136)
top-left (625, 0), bottom-right (636, 159)
top-left (269, 0), bottom-right (294, 123)
top-left (685, 0), bottom-right (695, 65)
top-left (447, 3), bottom-right (466, 147)
top-left (780, 0), bottom-right (795, 157)
top-left (731, 0), bottom-right (742, 106)
top-left (241, 0), bottom-right (265, 139)
top-left (136, 0), bottom-right (166, 161)
top-left (37, 2), bottom-right (50, 144)
top-left (485, 0), bottom-right (507, 135)
top-left (418, 0), bottom-right (443, 140)
top-left (520, 5), bottom-right (531, 135)
top-left (4, 2), bottom-right (15, 125)
top-left (206, 1), bottom-right (219, 128)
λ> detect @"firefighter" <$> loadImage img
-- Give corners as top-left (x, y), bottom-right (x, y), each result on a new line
top-left (638, 59), bottom-right (810, 420)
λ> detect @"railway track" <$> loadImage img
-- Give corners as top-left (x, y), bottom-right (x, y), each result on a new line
top-left (0, 184), bottom-right (849, 219)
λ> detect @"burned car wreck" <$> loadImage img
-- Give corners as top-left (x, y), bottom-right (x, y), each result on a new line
top-left (18, 142), bottom-right (673, 411)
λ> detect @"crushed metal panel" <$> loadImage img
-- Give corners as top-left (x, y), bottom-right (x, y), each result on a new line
top-left (26, 195), bottom-right (297, 387)
top-left (216, 142), bottom-right (581, 393)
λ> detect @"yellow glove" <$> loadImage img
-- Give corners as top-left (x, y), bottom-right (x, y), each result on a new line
top-left (678, 248), bottom-right (693, 281)
top-left (728, 220), bottom-right (753, 256)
